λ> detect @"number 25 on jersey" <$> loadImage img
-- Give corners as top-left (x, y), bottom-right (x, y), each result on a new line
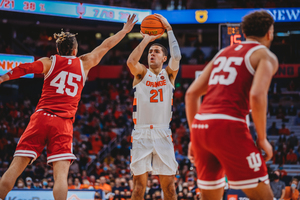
top-left (209, 56), bottom-right (243, 86)
top-left (50, 71), bottom-right (81, 97)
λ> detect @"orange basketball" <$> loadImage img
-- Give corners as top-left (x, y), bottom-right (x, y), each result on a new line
top-left (141, 15), bottom-right (165, 36)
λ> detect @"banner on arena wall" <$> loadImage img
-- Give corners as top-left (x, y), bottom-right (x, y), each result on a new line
top-left (274, 64), bottom-right (300, 78)
top-left (0, 0), bottom-right (151, 24)
top-left (155, 7), bottom-right (300, 24)
top-left (6, 189), bottom-right (102, 200)
top-left (0, 53), bottom-right (34, 78)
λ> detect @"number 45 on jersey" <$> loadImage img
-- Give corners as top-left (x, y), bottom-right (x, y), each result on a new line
top-left (50, 71), bottom-right (81, 97)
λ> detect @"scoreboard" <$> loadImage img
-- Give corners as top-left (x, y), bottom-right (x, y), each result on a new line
top-left (218, 23), bottom-right (245, 49)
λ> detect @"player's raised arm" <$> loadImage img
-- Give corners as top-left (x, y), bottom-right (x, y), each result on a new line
top-left (0, 57), bottom-right (52, 84)
top-left (154, 14), bottom-right (181, 85)
top-left (80, 14), bottom-right (137, 70)
top-left (126, 32), bottom-right (161, 77)
top-left (250, 49), bottom-right (278, 161)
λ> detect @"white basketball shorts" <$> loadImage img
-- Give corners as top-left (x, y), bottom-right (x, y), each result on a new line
top-left (130, 125), bottom-right (178, 176)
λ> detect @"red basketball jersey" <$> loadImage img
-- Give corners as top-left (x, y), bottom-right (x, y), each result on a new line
top-left (35, 55), bottom-right (86, 121)
top-left (199, 41), bottom-right (266, 119)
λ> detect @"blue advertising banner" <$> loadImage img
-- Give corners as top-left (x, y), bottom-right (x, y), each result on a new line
top-left (0, 54), bottom-right (34, 78)
top-left (6, 189), bottom-right (103, 200)
top-left (0, 0), bottom-right (151, 24)
top-left (155, 8), bottom-right (300, 24)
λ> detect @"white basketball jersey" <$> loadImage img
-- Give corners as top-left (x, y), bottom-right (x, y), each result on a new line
top-left (133, 69), bottom-right (174, 126)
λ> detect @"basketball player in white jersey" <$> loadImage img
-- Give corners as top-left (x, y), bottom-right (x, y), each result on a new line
top-left (126, 14), bottom-right (181, 200)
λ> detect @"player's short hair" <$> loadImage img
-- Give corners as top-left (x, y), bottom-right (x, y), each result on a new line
top-left (150, 43), bottom-right (168, 57)
top-left (54, 30), bottom-right (78, 56)
top-left (241, 10), bottom-right (274, 38)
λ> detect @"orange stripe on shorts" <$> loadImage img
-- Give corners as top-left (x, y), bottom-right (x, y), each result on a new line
top-left (133, 118), bottom-right (136, 124)
top-left (133, 98), bottom-right (137, 105)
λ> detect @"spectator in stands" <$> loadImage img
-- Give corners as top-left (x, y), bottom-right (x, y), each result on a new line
top-left (42, 179), bottom-right (48, 189)
top-left (270, 170), bottom-right (286, 200)
top-left (14, 178), bottom-right (26, 189)
top-left (286, 148), bottom-right (298, 164)
top-left (279, 124), bottom-right (290, 135)
top-left (267, 122), bottom-right (279, 135)
top-left (25, 177), bottom-right (33, 189)
top-left (283, 178), bottom-right (299, 200)
top-left (288, 104), bottom-right (297, 116)
top-left (187, 176), bottom-right (197, 194)
top-left (287, 132), bottom-right (298, 149)
top-left (148, 178), bottom-right (161, 197)
top-left (98, 176), bottom-right (112, 193)
top-left (74, 177), bottom-right (81, 189)
top-left (32, 179), bottom-right (42, 189)
top-left (118, 177), bottom-right (130, 192)
top-left (68, 177), bottom-right (75, 189)
top-left (276, 105), bottom-right (286, 119)
top-left (294, 112), bottom-right (300, 125)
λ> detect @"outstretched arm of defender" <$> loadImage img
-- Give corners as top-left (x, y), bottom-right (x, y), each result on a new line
top-left (0, 57), bottom-right (51, 84)
top-left (81, 14), bottom-right (137, 70)
top-left (154, 14), bottom-right (181, 84)
top-left (126, 33), bottom-right (161, 76)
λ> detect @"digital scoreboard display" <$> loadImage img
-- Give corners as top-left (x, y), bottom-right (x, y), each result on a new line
top-left (0, 0), bottom-right (151, 24)
top-left (219, 23), bottom-right (246, 49)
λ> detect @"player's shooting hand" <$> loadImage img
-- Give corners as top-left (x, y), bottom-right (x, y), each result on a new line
top-left (122, 14), bottom-right (138, 33)
top-left (256, 138), bottom-right (273, 162)
top-left (140, 31), bottom-right (163, 42)
top-left (153, 13), bottom-right (172, 31)
top-left (188, 142), bottom-right (195, 164)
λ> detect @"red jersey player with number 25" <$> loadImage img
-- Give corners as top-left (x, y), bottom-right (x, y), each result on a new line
top-left (186, 11), bottom-right (278, 200)
top-left (0, 15), bottom-right (137, 200)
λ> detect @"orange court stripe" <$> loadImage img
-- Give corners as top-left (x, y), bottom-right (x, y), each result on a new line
top-left (133, 98), bottom-right (137, 105)
top-left (133, 118), bottom-right (137, 124)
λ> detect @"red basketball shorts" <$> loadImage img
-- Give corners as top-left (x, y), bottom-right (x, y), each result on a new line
top-left (191, 114), bottom-right (269, 190)
top-left (14, 110), bottom-right (76, 165)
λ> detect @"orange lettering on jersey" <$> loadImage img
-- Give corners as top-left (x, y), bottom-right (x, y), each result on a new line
top-left (146, 80), bottom-right (166, 88)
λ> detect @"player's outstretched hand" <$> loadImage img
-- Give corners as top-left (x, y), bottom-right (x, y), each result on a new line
top-left (140, 31), bottom-right (163, 42)
top-left (153, 13), bottom-right (172, 31)
top-left (188, 142), bottom-right (195, 164)
top-left (122, 14), bottom-right (138, 33)
top-left (256, 138), bottom-right (273, 161)
top-left (0, 74), bottom-right (9, 84)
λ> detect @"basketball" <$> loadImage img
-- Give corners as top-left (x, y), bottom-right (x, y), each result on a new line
top-left (141, 15), bottom-right (165, 36)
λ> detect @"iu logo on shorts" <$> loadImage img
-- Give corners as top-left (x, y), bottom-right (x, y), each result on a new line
top-left (227, 195), bottom-right (238, 200)
top-left (246, 152), bottom-right (262, 172)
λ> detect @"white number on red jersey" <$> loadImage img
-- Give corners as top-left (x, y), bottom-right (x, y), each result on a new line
top-left (209, 56), bottom-right (243, 85)
top-left (50, 71), bottom-right (81, 97)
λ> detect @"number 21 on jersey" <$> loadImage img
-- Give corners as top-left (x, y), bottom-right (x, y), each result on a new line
top-left (150, 89), bottom-right (163, 103)
top-left (209, 56), bottom-right (243, 86)
top-left (50, 71), bottom-right (81, 97)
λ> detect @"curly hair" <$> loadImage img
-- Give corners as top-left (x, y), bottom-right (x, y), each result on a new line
top-left (241, 10), bottom-right (274, 38)
top-left (54, 30), bottom-right (78, 56)
top-left (150, 43), bottom-right (168, 57)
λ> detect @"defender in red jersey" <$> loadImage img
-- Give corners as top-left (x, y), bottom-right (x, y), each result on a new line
top-left (185, 11), bottom-right (278, 200)
top-left (0, 15), bottom-right (137, 200)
